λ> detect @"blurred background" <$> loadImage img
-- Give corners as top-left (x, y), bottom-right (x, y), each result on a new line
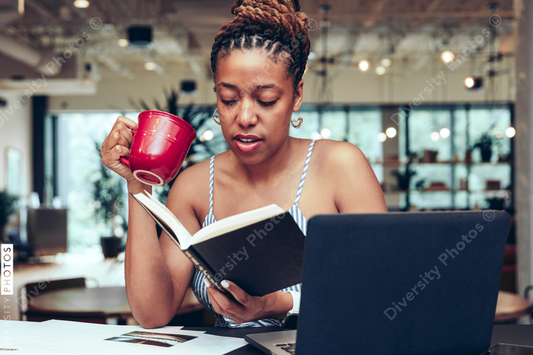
top-left (1, 0), bottom-right (532, 326)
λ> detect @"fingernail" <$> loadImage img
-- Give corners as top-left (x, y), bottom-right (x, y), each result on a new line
top-left (221, 280), bottom-right (230, 288)
top-left (203, 279), bottom-right (211, 288)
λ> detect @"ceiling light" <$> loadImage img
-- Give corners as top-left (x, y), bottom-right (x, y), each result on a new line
top-left (320, 128), bottom-right (331, 139)
top-left (381, 58), bottom-right (391, 67)
top-left (73, 0), bottom-right (90, 8)
top-left (201, 130), bottom-right (214, 142)
top-left (358, 60), bottom-right (369, 72)
top-left (144, 62), bottom-right (157, 71)
top-left (385, 127), bottom-right (396, 138)
top-left (495, 131), bottom-right (504, 139)
top-left (375, 66), bottom-right (386, 75)
top-left (505, 127), bottom-right (516, 138)
top-left (441, 50), bottom-right (454, 64)
top-left (439, 128), bottom-right (450, 138)
top-left (430, 131), bottom-right (440, 141)
top-left (117, 39), bottom-right (129, 47)
top-left (377, 132), bottom-right (387, 142)
top-left (310, 131), bottom-right (322, 140)
top-left (464, 76), bottom-right (483, 90)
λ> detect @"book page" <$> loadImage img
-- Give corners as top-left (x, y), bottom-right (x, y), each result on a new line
top-left (190, 204), bottom-right (284, 245)
top-left (134, 192), bottom-right (192, 249)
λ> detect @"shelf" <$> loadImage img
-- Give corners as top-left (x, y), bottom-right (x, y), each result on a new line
top-left (373, 161), bottom-right (513, 166)
top-left (383, 189), bottom-right (511, 195)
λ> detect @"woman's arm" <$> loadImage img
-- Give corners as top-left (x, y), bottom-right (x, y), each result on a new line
top-left (125, 166), bottom-right (205, 328)
top-left (101, 117), bottom-right (201, 328)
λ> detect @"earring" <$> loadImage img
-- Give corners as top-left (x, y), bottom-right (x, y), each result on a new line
top-left (291, 111), bottom-right (303, 129)
top-left (213, 108), bottom-right (221, 125)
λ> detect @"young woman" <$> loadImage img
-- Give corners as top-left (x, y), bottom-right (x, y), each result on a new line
top-left (101, 0), bottom-right (387, 329)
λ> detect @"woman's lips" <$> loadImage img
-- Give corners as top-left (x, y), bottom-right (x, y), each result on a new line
top-left (234, 135), bottom-right (262, 153)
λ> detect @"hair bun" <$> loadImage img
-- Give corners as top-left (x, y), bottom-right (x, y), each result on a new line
top-left (211, 0), bottom-right (310, 90)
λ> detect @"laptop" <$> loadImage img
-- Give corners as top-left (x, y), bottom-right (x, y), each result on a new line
top-left (246, 211), bottom-right (510, 355)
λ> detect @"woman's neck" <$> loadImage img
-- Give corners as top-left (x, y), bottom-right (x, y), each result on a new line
top-left (232, 136), bottom-right (297, 188)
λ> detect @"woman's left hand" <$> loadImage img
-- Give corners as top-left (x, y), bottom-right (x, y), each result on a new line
top-left (205, 280), bottom-right (292, 324)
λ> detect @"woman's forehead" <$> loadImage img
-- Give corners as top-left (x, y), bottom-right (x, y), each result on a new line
top-left (216, 50), bottom-right (291, 88)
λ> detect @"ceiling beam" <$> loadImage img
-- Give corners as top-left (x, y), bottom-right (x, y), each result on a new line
top-left (408, 0), bottom-right (444, 29)
top-left (88, 47), bottom-right (131, 77)
top-left (304, 10), bottom-right (513, 21)
top-left (25, 0), bottom-right (69, 34)
top-left (362, 0), bottom-right (389, 29)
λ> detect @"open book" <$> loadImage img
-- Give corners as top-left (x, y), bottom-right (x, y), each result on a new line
top-left (131, 191), bottom-right (306, 297)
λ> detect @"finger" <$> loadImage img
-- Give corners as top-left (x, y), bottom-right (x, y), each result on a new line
top-left (115, 121), bottom-right (134, 145)
top-left (103, 144), bottom-right (130, 169)
top-left (221, 280), bottom-right (253, 306)
top-left (112, 131), bottom-right (130, 150)
top-left (115, 116), bottom-right (138, 131)
top-left (206, 282), bottom-right (244, 316)
top-left (206, 285), bottom-right (240, 319)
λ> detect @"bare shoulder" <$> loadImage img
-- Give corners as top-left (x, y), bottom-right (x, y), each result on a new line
top-left (311, 139), bottom-right (369, 170)
top-left (311, 139), bottom-right (387, 213)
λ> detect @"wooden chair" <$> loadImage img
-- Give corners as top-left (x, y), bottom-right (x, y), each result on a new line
top-left (18, 277), bottom-right (107, 323)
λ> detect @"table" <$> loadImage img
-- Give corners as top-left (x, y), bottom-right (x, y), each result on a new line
top-left (495, 290), bottom-right (532, 322)
top-left (28, 286), bottom-right (204, 322)
top-left (179, 325), bottom-right (533, 355)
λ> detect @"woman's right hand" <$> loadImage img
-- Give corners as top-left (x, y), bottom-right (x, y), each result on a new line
top-left (101, 116), bottom-right (138, 183)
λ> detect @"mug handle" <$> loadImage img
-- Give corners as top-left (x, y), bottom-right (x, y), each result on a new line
top-left (119, 129), bottom-right (136, 168)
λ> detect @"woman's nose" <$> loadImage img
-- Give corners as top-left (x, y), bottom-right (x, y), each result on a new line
top-left (236, 99), bottom-right (257, 127)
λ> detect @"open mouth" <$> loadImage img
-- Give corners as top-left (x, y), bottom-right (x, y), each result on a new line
top-left (236, 138), bottom-right (262, 143)
top-left (234, 135), bottom-right (263, 152)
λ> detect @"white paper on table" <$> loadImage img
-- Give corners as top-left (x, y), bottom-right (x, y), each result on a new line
top-left (1, 319), bottom-right (246, 355)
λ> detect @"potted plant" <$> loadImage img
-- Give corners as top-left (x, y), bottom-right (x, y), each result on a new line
top-left (473, 132), bottom-right (501, 162)
top-left (0, 191), bottom-right (18, 241)
top-left (486, 197), bottom-right (505, 210)
top-left (90, 144), bottom-right (128, 258)
top-left (391, 167), bottom-right (417, 191)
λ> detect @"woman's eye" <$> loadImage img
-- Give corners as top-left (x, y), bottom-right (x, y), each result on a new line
top-left (258, 100), bottom-right (277, 107)
top-left (222, 99), bottom-right (237, 106)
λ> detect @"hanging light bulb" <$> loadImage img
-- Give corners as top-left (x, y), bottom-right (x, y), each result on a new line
top-left (440, 50), bottom-right (455, 64)
top-left (201, 130), bottom-right (214, 142)
top-left (358, 60), bottom-right (369, 72)
top-left (381, 58), bottom-right (391, 67)
top-left (320, 128), bottom-right (331, 139)
top-left (430, 131), bottom-right (440, 141)
top-left (117, 39), bottom-right (129, 47)
top-left (377, 132), bottom-right (387, 142)
top-left (73, 0), bottom-right (90, 8)
top-left (385, 127), bottom-right (397, 138)
top-left (144, 62), bottom-right (157, 71)
top-left (505, 127), bottom-right (516, 138)
top-left (439, 128), bottom-right (450, 138)
top-left (375, 66), bottom-right (386, 75)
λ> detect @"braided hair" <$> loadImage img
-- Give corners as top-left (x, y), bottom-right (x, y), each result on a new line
top-left (210, 0), bottom-right (311, 92)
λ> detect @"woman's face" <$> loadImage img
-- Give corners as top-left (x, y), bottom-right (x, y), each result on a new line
top-left (215, 49), bottom-right (303, 165)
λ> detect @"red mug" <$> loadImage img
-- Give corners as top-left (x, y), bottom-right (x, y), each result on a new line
top-left (120, 110), bottom-right (196, 186)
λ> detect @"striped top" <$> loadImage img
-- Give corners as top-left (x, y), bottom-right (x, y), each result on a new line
top-left (192, 140), bottom-right (316, 327)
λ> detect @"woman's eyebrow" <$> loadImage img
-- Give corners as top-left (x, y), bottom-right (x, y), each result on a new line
top-left (217, 82), bottom-right (281, 91)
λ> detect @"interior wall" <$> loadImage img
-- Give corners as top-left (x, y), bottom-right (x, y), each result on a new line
top-left (47, 62), bottom-right (514, 112)
top-left (0, 93), bottom-right (32, 196)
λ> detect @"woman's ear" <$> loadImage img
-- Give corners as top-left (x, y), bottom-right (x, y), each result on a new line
top-left (293, 80), bottom-right (304, 112)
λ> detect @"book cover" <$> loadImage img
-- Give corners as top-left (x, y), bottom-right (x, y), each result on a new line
top-left (131, 193), bottom-right (306, 297)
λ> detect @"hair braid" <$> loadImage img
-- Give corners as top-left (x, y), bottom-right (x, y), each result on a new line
top-left (210, 0), bottom-right (310, 91)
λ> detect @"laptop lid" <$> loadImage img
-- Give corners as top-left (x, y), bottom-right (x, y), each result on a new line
top-left (296, 211), bottom-right (509, 355)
